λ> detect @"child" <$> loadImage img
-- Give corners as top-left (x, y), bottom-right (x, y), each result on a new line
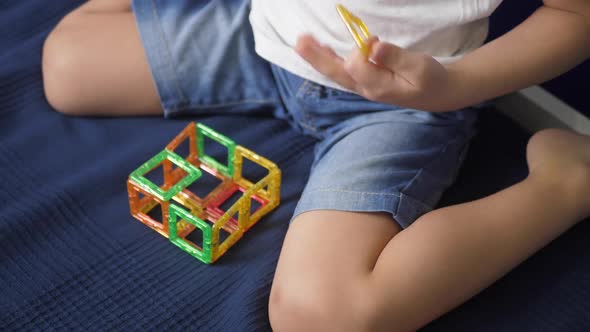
top-left (42, 0), bottom-right (590, 331)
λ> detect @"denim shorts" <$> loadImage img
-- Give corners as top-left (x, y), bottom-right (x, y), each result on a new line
top-left (132, 0), bottom-right (478, 228)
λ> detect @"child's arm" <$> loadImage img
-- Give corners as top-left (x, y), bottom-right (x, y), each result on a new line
top-left (296, 0), bottom-right (590, 112)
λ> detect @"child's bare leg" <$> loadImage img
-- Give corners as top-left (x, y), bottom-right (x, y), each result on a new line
top-left (42, 0), bottom-right (161, 116)
top-left (270, 129), bottom-right (590, 332)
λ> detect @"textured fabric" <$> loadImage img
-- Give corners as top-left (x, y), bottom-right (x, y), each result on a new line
top-left (132, 0), bottom-right (478, 227)
top-left (1, 1), bottom-right (590, 331)
top-left (251, 0), bottom-right (502, 90)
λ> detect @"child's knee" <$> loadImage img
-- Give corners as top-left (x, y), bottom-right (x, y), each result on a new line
top-left (268, 276), bottom-right (378, 332)
top-left (42, 15), bottom-right (88, 115)
top-left (268, 284), bottom-right (335, 331)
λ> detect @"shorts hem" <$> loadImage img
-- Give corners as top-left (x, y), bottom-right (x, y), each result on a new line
top-left (291, 188), bottom-right (434, 229)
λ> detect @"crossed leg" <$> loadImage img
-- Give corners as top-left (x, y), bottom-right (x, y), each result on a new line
top-left (269, 129), bottom-right (590, 332)
top-left (42, 0), bottom-right (162, 116)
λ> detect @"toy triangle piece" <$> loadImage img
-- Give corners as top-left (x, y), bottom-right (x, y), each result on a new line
top-left (336, 4), bottom-right (372, 56)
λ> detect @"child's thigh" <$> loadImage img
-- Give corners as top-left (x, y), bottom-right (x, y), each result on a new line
top-left (293, 109), bottom-right (477, 229)
top-left (270, 209), bottom-right (403, 331)
top-left (43, 0), bottom-right (160, 115)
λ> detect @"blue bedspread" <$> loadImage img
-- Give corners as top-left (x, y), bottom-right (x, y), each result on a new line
top-left (1, 1), bottom-right (589, 331)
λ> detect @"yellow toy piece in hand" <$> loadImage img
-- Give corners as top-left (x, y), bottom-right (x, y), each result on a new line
top-left (336, 4), bottom-right (372, 56)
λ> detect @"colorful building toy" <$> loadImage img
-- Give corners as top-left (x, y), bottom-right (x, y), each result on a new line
top-left (127, 122), bottom-right (281, 264)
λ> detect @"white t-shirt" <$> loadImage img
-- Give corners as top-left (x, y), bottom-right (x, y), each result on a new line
top-left (250, 0), bottom-right (503, 90)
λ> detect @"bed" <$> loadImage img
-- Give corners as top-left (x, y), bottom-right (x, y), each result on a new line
top-left (1, 1), bottom-right (589, 331)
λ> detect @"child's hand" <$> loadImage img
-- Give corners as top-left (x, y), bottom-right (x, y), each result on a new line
top-left (296, 35), bottom-right (453, 111)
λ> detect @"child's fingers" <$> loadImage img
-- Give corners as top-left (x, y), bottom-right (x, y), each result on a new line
top-left (295, 35), bottom-right (357, 90)
top-left (344, 46), bottom-right (414, 101)
top-left (369, 41), bottom-right (417, 74)
top-left (344, 48), bottom-right (393, 95)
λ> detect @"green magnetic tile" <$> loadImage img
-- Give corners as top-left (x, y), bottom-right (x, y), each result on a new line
top-left (196, 123), bottom-right (236, 177)
top-left (169, 204), bottom-right (212, 264)
top-left (130, 150), bottom-right (202, 201)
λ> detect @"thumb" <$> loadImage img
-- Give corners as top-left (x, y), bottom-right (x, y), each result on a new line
top-left (369, 41), bottom-right (413, 72)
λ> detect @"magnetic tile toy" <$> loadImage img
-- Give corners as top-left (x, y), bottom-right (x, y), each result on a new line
top-left (127, 122), bottom-right (281, 264)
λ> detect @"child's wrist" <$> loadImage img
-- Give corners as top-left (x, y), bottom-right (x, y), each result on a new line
top-left (437, 63), bottom-right (474, 111)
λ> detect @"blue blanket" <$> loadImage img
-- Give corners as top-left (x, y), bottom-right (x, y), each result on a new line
top-left (1, 1), bottom-right (589, 331)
